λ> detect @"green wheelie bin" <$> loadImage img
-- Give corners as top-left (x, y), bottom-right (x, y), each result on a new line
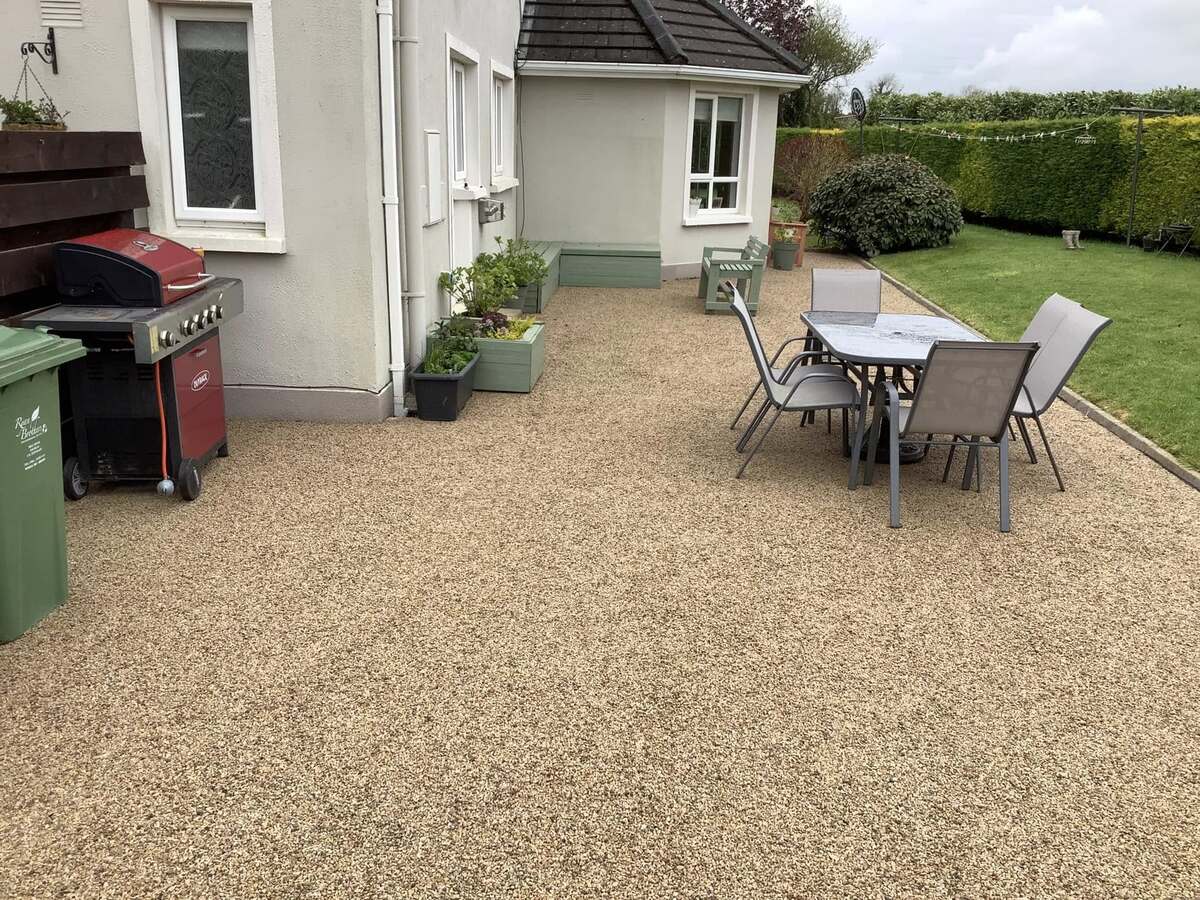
top-left (0, 325), bottom-right (85, 642)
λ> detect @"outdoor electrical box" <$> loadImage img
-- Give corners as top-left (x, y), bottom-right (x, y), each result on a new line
top-left (478, 199), bottom-right (504, 225)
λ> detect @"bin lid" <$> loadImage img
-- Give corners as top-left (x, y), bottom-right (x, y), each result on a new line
top-left (0, 325), bottom-right (86, 389)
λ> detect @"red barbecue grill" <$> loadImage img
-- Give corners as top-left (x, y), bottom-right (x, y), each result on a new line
top-left (13, 229), bottom-right (243, 501)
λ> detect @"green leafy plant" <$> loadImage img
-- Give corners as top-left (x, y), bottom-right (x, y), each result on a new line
top-left (774, 226), bottom-right (798, 244)
top-left (490, 315), bottom-right (536, 341)
top-left (438, 253), bottom-right (517, 317)
top-left (493, 237), bottom-right (549, 287)
top-left (0, 97), bottom-right (65, 126)
top-left (810, 153), bottom-right (963, 257)
top-left (422, 316), bottom-right (478, 374)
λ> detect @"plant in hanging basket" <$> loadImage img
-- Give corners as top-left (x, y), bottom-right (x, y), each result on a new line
top-left (0, 97), bottom-right (67, 131)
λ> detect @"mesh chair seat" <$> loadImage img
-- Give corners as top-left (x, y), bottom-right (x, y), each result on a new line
top-left (772, 361), bottom-right (843, 384)
top-left (765, 374), bottom-right (858, 410)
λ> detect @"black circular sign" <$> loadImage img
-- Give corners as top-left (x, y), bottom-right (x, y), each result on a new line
top-left (851, 87), bottom-right (867, 122)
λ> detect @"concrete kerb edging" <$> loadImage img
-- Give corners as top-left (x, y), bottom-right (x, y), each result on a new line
top-left (857, 258), bottom-right (1200, 492)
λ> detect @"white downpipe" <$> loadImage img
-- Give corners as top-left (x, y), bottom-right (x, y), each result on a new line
top-left (376, 0), bottom-right (407, 416)
top-left (396, 0), bottom-right (427, 392)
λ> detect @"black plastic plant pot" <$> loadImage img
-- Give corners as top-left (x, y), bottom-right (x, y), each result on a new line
top-left (411, 353), bottom-right (478, 421)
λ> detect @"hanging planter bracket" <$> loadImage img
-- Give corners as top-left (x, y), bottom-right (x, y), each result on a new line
top-left (20, 28), bottom-right (58, 75)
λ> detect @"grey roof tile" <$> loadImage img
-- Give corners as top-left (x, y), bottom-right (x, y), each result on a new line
top-left (518, 0), bottom-right (807, 75)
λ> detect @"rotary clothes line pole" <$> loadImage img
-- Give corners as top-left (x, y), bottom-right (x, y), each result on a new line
top-left (1110, 106), bottom-right (1174, 247)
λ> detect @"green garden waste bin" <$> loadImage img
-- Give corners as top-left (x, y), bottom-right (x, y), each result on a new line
top-left (0, 325), bottom-right (85, 642)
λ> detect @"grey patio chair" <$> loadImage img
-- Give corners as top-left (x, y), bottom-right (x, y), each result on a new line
top-left (803, 268), bottom-right (884, 429)
top-left (728, 285), bottom-right (858, 479)
top-left (863, 340), bottom-right (1038, 531)
top-left (811, 268), bottom-right (882, 312)
top-left (1008, 301), bottom-right (1112, 490)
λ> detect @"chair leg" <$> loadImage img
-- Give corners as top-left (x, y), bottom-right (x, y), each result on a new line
top-left (847, 381), bottom-right (870, 490)
top-left (1032, 412), bottom-right (1066, 492)
top-left (827, 409), bottom-right (832, 434)
top-left (1015, 417), bottom-right (1037, 463)
top-left (961, 442), bottom-right (979, 491)
top-left (998, 433), bottom-right (1011, 532)
top-left (942, 437), bottom-right (959, 483)
top-left (736, 399), bottom-right (770, 452)
top-left (698, 266), bottom-right (708, 299)
top-left (731, 383), bottom-right (762, 430)
top-left (887, 412), bottom-right (901, 528)
top-left (975, 446), bottom-right (983, 493)
top-left (736, 408), bottom-right (784, 479)
top-left (841, 409), bottom-right (850, 457)
top-left (863, 389), bottom-right (887, 486)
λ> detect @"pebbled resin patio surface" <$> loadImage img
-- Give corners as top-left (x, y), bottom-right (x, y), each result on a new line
top-left (3, 253), bottom-right (1198, 897)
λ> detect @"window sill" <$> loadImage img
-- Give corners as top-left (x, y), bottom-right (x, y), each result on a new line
top-left (451, 185), bottom-right (490, 201)
top-left (160, 228), bottom-right (286, 254)
top-left (683, 214), bottom-right (753, 227)
top-left (489, 176), bottom-right (519, 193)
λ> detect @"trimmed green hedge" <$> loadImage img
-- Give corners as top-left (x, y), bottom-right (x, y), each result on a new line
top-left (870, 88), bottom-right (1200, 123)
top-left (775, 117), bottom-right (1200, 239)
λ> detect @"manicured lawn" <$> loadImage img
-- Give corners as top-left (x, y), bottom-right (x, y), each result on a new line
top-left (873, 224), bottom-right (1200, 470)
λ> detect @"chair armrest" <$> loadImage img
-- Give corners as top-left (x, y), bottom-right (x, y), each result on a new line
top-left (702, 245), bottom-right (747, 261)
top-left (777, 350), bottom-right (837, 381)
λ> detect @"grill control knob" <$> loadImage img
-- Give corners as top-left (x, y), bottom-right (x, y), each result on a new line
top-left (209, 304), bottom-right (219, 323)
top-left (193, 313), bottom-right (203, 331)
top-left (215, 304), bottom-right (224, 320)
top-left (159, 329), bottom-right (170, 346)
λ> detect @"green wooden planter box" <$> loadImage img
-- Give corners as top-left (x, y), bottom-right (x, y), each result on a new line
top-left (432, 322), bottom-right (545, 393)
top-left (559, 242), bottom-right (661, 288)
top-left (516, 242), bottom-right (562, 313)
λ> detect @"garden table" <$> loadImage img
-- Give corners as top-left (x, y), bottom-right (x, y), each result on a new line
top-left (800, 310), bottom-right (985, 490)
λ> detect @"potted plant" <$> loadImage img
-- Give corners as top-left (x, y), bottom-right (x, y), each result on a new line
top-left (769, 197), bottom-right (808, 270)
top-left (771, 226), bottom-right (801, 270)
top-left (439, 253), bottom-right (517, 317)
top-left (430, 309), bottom-right (545, 394)
top-left (0, 97), bottom-right (67, 132)
top-left (493, 237), bottom-right (550, 314)
top-left (410, 317), bottom-right (479, 421)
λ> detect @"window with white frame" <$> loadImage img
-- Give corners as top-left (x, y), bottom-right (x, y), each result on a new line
top-left (451, 61), bottom-right (468, 183)
top-left (492, 76), bottom-right (505, 176)
top-left (688, 93), bottom-right (746, 215)
top-left (162, 6), bottom-right (263, 224)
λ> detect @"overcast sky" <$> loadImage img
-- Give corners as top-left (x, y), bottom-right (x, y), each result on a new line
top-left (835, 1), bottom-right (1200, 95)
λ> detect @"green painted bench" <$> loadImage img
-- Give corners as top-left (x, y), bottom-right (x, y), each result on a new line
top-left (516, 241), bottom-right (662, 310)
top-left (699, 235), bottom-right (767, 316)
top-left (559, 242), bottom-right (661, 289)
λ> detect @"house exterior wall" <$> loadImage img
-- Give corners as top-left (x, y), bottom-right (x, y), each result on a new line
top-left (518, 75), bottom-right (784, 278)
top-left (517, 77), bottom-right (666, 244)
top-left (411, 1), bottom-right (522, 360)
top-left (0, 0), bottom-right (522, 421)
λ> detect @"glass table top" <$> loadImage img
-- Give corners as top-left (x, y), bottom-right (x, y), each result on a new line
top-left (801, 311), bottom-right (984, 366)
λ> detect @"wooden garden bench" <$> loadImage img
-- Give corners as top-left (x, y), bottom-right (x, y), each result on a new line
top-left (699, 234), bottom-right (767, 315)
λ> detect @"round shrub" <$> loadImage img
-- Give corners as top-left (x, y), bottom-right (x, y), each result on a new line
top-left (810, 154), bottom-right (964, 257)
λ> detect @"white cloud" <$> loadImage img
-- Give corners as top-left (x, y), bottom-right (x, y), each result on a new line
top-left (833, 0), bottom-right (1200, 95)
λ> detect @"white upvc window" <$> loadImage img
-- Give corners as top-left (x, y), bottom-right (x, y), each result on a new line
top-left (489, 62), bottom-right (517, 193)
top-left (684, 88), bottom-right (756, 225)
top-left (446, 36), bottom-right (480, 193)
top-left (130, 0), bottom-right (286, 252)
top-left (451, 61), bottom-right (468, 182)
top-left (492, 76), bottom-right (504, 175)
